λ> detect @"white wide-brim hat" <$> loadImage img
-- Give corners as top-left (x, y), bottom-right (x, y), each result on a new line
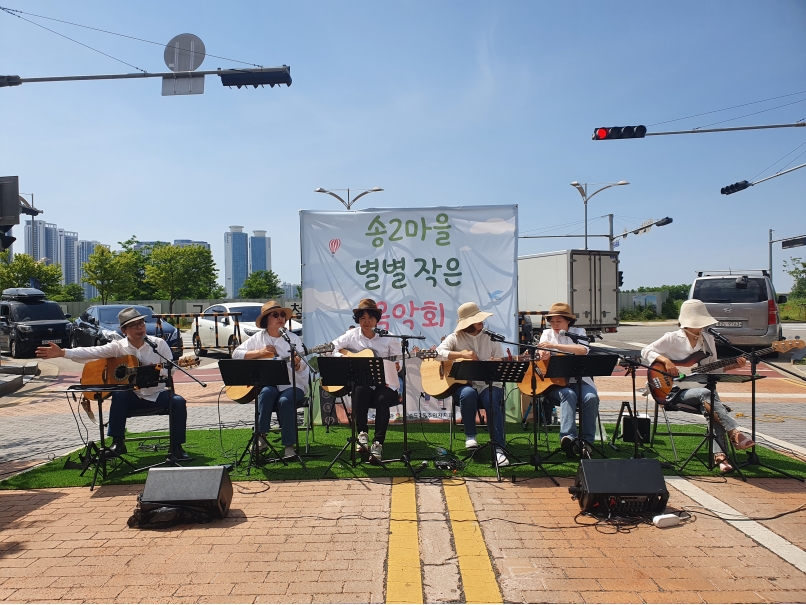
top-left (454, 302), bottom-right (493, 333)
top-left (678, 299), bottom-right (717, 329)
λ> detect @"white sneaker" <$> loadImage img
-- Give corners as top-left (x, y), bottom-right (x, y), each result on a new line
top-left (496, 451), bottom-right (510, 467)
top-left (284, 445), bottom-right (296, 458)
top-left (370, 441), bottom-right (383, 459)
top-left (465, 437), bottom-right (479, 449)
top-left (256, 434), bottom-right (269, 453)
top-left (356, 431), bottom-right (369, 451)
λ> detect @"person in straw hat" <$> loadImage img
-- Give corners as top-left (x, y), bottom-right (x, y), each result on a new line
top-left (641, 299), bottom-right (754, 473)
top-left (232, 300), bottom-right (309, 459)
top-left (436, 301), bottom-right (511, 466)
top-left (537, 302), bottom-right (601, 458)
top-left (36, 307), bottom-right (190, 460)
top-left (330, 298), bottom-right (403, 460)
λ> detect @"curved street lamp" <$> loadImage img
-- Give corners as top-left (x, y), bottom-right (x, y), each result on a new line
top-left (570, 180), bottom-right (629, 250)
top-left (314, 187), bottom-right (383, 210)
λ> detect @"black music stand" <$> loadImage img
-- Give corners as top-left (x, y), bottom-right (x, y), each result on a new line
top-left (65, 384), bottom-right (137, 491)
top-left (451, 360), bottom-right (529, 481)
top-left (219, 359), bottom-right (305, 474)
top-left (678, 373), bottom-right (756, 479)
top-left (542, 354), bottom-right (618, 459)
top-left (319, 356), bottom-right (387, 477)
top-left (521, 352), bottom-right (560, 486)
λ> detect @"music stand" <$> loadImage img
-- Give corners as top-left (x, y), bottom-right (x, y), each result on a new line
top-left (450, 360), bottom-right (529, 481)
top-left (219, 359), bottom-right (303, 474)
top-left (318, 356), bottom-right (387, 477)
top-left (65, 384), bottom-right (137, 491)
top-left (520, 351), bottom-right (560, 486)
top-left (542, 354), bottom-right (618, 459)
top-left (678, 373), bottom-right (757, 478)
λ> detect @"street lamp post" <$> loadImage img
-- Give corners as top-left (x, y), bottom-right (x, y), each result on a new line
top-left (314, 187), bottom-right (383, 210)
top-left (570, 181), bottom-right (629, 250)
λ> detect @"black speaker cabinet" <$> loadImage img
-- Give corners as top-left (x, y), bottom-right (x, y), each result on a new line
top-left (570, 459), bottom-right (669, 514)
top-left (141, 466), bottom-right (233, 518)
top-left (622, 416), bottom-right (651, 444)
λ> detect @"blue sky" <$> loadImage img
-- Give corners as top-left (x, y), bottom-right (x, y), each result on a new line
top-left (2, 1), bottom-right (805, 292)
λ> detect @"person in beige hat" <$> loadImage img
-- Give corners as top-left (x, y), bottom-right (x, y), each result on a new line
top-left (232, 300), bottom-right (308, 459)
top-left (537, 302), bottom-right (601, 458)
top-left (641, 299), bottom-right (754, 472)
top-left (435, 301), bottom-right (510, 466)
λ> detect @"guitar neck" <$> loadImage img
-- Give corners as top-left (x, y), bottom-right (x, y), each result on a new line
top-left (693, 347), bottom-right (774, 374)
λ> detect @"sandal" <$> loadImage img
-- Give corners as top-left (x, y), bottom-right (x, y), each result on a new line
top-left (730, 430), bottom-right (755, 451)
top-left (714, 453), bottom-right (734, 474)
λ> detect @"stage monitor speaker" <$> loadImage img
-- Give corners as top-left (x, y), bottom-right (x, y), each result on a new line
top-left (141, 466), bottom-right (233, 518)
top-left (570, 459), bottom-right (668, 514)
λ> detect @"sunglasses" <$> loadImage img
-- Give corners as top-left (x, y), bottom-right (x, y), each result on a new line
top-left (269, 311), bottom-right (286, 319)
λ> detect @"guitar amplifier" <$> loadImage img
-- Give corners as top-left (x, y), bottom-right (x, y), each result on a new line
top-left (569, 459), bottom-right (669, 514)
top-left (140, 466), bottom-right (233, 518)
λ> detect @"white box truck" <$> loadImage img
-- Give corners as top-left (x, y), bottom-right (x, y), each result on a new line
top-left (518, 249), bottom-right (620, 337)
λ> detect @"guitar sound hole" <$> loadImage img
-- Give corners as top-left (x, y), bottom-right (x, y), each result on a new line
top-left (114, 365), bottom-right (128, 381)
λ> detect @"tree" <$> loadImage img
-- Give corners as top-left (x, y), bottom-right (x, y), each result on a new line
top-left (239, 270), bottom-right (283, 299)
top-left (115, 236), bottom-right (160, 300)
top-left (634, 284), bottom-right (691, 300)
top-left (0, 251), bottom-right (63, 296)
top-left (81, 245), bottom-right (122, 304)
top-left (784, 257), bottom-right (806, 299)
top-left (144, 244), bottom-right (223, 312)
top-left (50, 283), bottom-right (85, 302)
top-left (181, 245), bottom-right (226, 299)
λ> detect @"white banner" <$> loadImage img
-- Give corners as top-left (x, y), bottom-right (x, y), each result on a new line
top-left (300, 205), bottom-right (518, 420)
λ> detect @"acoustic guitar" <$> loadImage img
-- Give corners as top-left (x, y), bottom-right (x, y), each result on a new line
top-left (516, 357), bottom-right (567, 396)
top-left (80, 354), bottom-right (200, 400)
top-left (225, 342), bottom-right (334, 404)
top-left (420, 349), bottom-right (523, 399)
top-left (321, 348), bottom-right (438, 397)
top-left (647, 339), bottom-right (805, 405)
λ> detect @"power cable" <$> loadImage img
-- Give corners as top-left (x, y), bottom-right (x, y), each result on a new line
top-left (693, 97), bottom-right (806, 130)
top-left (0, 5), bottom-right (262, 68)
top-left (750, 139), bottom-right (806, 182)
top-left (649, 89), bottom-right (806, 127)
top-left (0, 6), bottom-right (148, 73)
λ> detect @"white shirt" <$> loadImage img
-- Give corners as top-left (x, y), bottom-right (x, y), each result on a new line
top-left (330, 327), bottom-right (402, 390)
top-left (642, 329), bottom-right (720, 389)
top-left (436, 330), bottom-right (505, 392)
top-left (64, 337), bottom-right (172, 401)
top-left (539, 327), bottom-right (595, 387)
top-left (231, 330), bottom-right (310, 395)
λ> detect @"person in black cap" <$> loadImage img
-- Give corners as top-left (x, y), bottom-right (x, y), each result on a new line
top-left (36, 307), bottom-right (190, 460)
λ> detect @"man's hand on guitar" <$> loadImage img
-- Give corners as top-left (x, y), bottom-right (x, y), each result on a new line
top-left (35, 343), bottom-right (65, 359)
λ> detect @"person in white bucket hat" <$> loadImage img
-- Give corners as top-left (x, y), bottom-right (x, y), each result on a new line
top-left (641, 299), bottom-right (755, 473)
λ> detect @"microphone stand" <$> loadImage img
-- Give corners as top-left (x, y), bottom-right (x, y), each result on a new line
top-left (373, 328), bottom-right (426, 476)
top-left (134, 338), bottom-right (207, 472)
top-left (278, 329), bottom-right (311, 468)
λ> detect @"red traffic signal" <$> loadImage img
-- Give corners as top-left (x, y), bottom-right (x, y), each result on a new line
top-left (593, 125), bottom-right (647, 140)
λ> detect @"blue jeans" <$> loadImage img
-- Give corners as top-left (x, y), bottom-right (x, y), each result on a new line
top-left (457, 385), bottom-right (505, 446)
top-left (671, 387), bottom-right (736, 454)
top-left (546, 382), bottom-right (599, 443)
top-left (258, 386), bottom-right (304, 446)
top-left (107, 389), bottom-right (187, 446)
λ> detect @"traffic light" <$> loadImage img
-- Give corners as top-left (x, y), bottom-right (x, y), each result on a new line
top-left (0, 176), bottom-right (19, 252)
top-left (617, 271), bottom-right (624, 288)
top-left (592, 125), bottom-right (647, 140)
top-left (655, 217), bottom-right (673, 227)
top-left (0, 226), bottom-right (14, 250)
top-left (218, 66), bottom-right (292, 89)
top-left (720, 180), bottom-right (751, 195)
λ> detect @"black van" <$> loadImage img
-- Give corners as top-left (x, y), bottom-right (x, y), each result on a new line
top-left (0, 288), bottom-right (72, 358)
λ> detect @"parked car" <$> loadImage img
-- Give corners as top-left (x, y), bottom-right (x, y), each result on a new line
top-left (690, 270), bottom-right (786, 348)
top-left (193, 302), bottom-right (301, 357)
top-left (72, 304), bottom-right (183, 358)
top-left (0, 288), bottom-right (72, 358)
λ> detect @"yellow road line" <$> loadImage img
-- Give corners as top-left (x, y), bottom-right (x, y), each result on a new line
top-left (443, 479), bottom-right (502, 604)
top-left (386, 477), bottom-right (423, 604)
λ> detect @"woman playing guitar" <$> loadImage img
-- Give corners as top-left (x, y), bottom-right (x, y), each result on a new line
top-left (641, 299), bottom-right (754, 473)
top-left (231, 300), bottom-right (308, 460)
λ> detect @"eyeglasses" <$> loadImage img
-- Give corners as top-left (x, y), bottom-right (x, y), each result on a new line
top-left (125, 320), bottom-right (145, 328)
top-left (269, 311), bottom-right (286, 319)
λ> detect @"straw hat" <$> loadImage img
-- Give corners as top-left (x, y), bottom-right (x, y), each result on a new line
top-left (118, 307), bottom-right (148, 328)
top-left (255, 300), bottom-right (294, 329)
top-left (454, 302), bottom-right (493, 332)
top-left (352, 298), bottom-right (382, 321)
top-left (544, 302), bottom-right (576, 320)
top-left (678, 299), bottom-right (717, 329)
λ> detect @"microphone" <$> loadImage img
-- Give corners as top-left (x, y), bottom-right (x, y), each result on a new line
top-left (558, 330), bottom-right (590, 344)
top-left (482, 328), bottom-right (505, 342)
top-left (143, 336), bottom-right (158, 351)
top-left (373, 327), bottom-right (389, 336)
top-left (279, 327), bottom-right (292, 344)
top-left (706, 326), bottom-right (732, 345)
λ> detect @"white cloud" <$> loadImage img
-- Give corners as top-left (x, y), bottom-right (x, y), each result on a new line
top-left (302, 288), bottom-right (350, 311)
top-left (469, 218), bottom-right (516, 235)
top-left (460, 245), bottom-right (472, 252)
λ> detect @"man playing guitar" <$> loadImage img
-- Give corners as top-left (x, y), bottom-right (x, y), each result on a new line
top-left (232, 300), bottom-right (308, 460)
top-left (435, 301), bottom-right (511, 467)
top-left (330, 298), bottom-right (401, 460)
top-left (36, 307), bottom-right (190, 460)
top-left (641, 299), bottom-right (754, 473)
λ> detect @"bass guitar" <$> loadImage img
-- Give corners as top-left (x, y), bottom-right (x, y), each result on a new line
top-left (321, 348), bottom-right (438, 397)
top-left (81, 354), bottom-right (200, 401)
top-left (647, 339), bottom-right (805, 405)
top-left (225, 342), bottom-right (334, 404)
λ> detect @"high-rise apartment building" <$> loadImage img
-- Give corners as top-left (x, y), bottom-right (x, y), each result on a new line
top-left (24, 219), bottom-right (46, 261)
top-left (75, 240), bottom-right (103, 300)
top-left (174, 239), bottom-right (210, 250)
top-left (58, 229), bottom-right (78, 285)
top-left (249, 230), bottom-right (271, 274)
top-left (224, 226), bottom-right (249, 298)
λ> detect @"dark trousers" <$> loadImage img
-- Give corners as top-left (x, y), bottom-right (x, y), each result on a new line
top-left (352, 385), bottom-right (398, 444)
top-left (107, 389), bottom-right (187, 446)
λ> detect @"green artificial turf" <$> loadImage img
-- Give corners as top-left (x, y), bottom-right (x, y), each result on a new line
top-left (2, 421), bottom-right (804, 490)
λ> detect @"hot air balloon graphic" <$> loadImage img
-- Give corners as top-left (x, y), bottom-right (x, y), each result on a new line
top-left (329, 239), bottom-right (341, 257)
